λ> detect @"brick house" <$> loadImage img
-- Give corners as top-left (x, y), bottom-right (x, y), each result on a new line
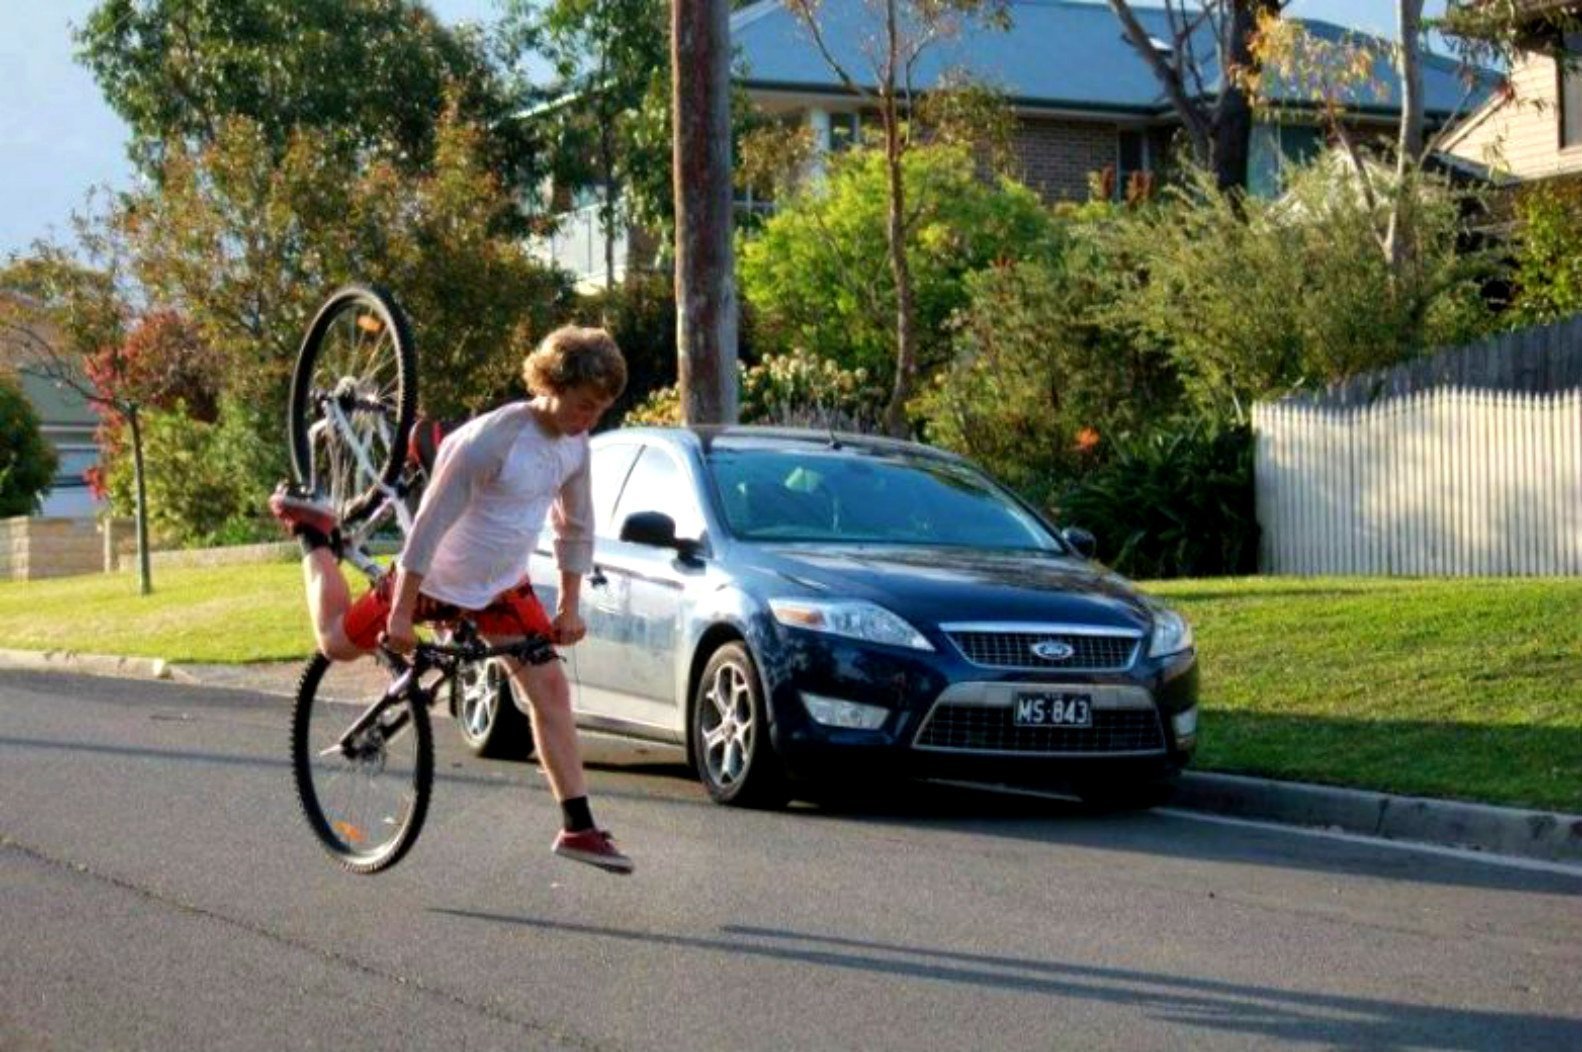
top-left (534, 0), bottom-right (1489, 286)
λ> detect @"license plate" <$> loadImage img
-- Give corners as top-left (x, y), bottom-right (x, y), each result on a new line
top-left (1012, 692), bottom-right (1093, 728)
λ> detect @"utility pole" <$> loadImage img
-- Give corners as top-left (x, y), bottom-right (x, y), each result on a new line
top-left (672, 0), bottom-right (738, 424)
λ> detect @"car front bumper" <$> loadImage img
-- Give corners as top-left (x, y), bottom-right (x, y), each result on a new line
top-left (763, 630), bottom-right (1198, 788)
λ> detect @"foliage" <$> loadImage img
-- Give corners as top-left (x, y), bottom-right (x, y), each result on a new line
top-left (75, 0), bottom-right (539, 204)
top-left (1102, 162), bottom-right (1500, 419)
top-left (102, 397), bottom-right (284, 548)
top-left (1508, 179), bottom-right (1582, 326)
top-left (114, 110), bottom-right (573, 421)
top-left (572, 271), bottom-right (678, 427)
top-left (0, 250), bottom-right (128, 371)
top-left (915, 246), bottom-right (1181, 497)
top-left (623, 350), bottom-right (886, 430)
top-left (739, 144), bottom-right (1061, 389)
top-left (1053, 420), bottom-right (1258, 580)
top-left (0, 374), bottom-right (59, 517)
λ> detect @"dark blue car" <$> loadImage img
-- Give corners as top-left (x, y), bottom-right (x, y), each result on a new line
top-left (455, 426), bottom-right (1198, 809)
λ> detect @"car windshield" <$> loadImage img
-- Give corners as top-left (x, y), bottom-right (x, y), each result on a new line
top-left (706, 444), bottom-right (1062, 551)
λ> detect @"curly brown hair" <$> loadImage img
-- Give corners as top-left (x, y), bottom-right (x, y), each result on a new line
top-left (522, 325), bottom-right (628, 400)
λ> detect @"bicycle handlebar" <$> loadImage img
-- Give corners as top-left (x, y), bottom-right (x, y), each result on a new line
top-left (379, 633), bottom-right (556, 671)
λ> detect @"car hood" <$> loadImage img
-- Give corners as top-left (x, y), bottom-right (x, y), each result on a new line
top-left (744, 544), bottom-right (1154, 631)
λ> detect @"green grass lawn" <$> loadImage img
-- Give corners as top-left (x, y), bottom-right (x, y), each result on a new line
top-left (2, 566), bottom-right (1578, 812)
top-left (1149, 576), bottom-right (1582, 814)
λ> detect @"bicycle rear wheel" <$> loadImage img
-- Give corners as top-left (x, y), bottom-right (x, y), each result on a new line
top-left (290, 653), bottom-right (433, 874)
top-left (288, 284), bottom-right (417, 527)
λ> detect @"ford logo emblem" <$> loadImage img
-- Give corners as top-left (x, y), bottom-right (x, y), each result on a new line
top-left (1030, 640), bottom-right (1075, 661)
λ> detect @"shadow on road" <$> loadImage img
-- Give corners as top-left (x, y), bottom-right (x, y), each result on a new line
top-left (429, 910), bottom-right (1581, 1049)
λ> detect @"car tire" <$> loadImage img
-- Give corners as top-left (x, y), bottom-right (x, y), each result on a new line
top-left (692, 642), bottom-right (789, 809)
top-left (453, 658), bottom-right (537, 760)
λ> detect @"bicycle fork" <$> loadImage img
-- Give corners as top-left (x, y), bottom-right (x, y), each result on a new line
top-left (321, 663), bottom-right (431, 760)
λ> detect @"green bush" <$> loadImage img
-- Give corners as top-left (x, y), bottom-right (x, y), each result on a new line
top-left (0, 375), bottom-right (59, 517)
top-left (916, 250), bottom-right (1181, 497)
top-left (105, 398), bottom-right (284, 547)
top-left (1104, 162), bottom-right (1500, 418)
top-left (622, 350), bottom-right (886, 430)
top-left (738, 143), bottom-right (1062, 386)
top-left (1509, 180), bottom-right (1582, 325)
top-left (1053, 420), bottom-right (1258, 579)
top-left (575, 271), bottom-right (678, 428)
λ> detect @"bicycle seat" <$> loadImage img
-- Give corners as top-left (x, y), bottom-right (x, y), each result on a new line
top-left (407, 415), bottom-right (462, 475)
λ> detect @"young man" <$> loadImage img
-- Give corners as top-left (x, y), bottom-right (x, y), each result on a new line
top-left (270, 325), bottom-right (633, 874)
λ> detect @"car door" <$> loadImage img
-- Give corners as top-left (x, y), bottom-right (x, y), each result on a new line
top-left (575, 443), bottom-right (708, 737)
top-left (532, 439), bottom-right (641, 705)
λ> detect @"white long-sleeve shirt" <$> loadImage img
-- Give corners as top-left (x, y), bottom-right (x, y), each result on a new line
top-left (397, 401), bottom-right (593, 610)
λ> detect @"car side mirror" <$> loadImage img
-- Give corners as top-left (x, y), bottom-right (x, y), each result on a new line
top-left (620, 510), bottom-right (700, 558)
top-left (1061, 526), bottom-right (1097, 559)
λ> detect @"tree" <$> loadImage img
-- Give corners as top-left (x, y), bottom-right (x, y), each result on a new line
top-left (1106, 0), bottom-right (1285, 192)
top-left (502, 0), bottom-right (670, 286)
top-left (1241, 1), bottom-right (1573, 280)
top-left (0, 251), bottom-right (155, 594)
top-left (786, 0), bottom-right (1011, 435)
top-left (0, 373), bottom-right (58, 519)
top-left (75, 0), bottom-right (540, 208)
top-left (739, 144), bottom-right (1062, 387)
top-left (112, 109), bottom-right (572, 422)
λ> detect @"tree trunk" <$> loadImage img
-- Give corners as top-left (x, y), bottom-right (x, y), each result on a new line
top-left (1211, 0), bottom-right (1279, 193)
top-left (882, 144), bottom-right (918, 438)
top-left (671, 0), bottom-right (739, 425)
top-left (1386, 0), bottom-right (1426, 276)
top-left (126, 404), bottom-right (152, 596)
top-left (599, 45), bottom-right (618, 290)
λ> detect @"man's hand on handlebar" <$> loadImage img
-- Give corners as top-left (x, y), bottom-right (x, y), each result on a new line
top-left (551, 608), bottom-right (586, 646)
top-left (382, 612), bottom-right (419, 654)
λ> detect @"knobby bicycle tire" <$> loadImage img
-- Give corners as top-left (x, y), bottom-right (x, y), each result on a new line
top-left (288, 284), bottom-right (417, 527)
top-left (290, 652), bottom-right (434, 874)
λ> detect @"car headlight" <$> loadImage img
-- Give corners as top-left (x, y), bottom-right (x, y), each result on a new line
top-left (1148, 608), bottom-right (1194, 658)
top-left (769, 598), bottom-right (934, 651)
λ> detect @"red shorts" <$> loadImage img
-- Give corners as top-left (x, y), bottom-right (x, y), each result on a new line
top-left (342, 575), bottom-right (555, 652)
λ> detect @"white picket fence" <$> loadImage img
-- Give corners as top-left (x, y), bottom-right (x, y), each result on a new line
top-left (1254, 388), bottom-right (1582, 576)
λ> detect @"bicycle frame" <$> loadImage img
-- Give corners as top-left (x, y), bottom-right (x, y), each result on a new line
top-left (322, 634), bottom-right (556, 760)
top-left (305, 392), bottom-right (418, 584)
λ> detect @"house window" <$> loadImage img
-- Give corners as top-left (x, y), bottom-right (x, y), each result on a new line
top-left (829, 111), bottom-right (862, 152)
top-left (1117, 130), bottom-right (1146, 191)
top-left (1562, 33), bottom-right (1582, 150)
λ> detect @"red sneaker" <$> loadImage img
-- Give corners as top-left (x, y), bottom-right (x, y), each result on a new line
top-left (552, 828), bottom-right (634, 874)
top-left (268, 481), bottom-right (338, 538)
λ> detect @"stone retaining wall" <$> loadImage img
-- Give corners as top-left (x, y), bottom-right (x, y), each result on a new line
top-left (0, 517), bottom-right (104, 580)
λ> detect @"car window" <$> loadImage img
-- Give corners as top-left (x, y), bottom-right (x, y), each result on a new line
top-left (591, 441), bottom-right (642, 539)
top-left (707, 446), bottom-right (1059, 550)
top-left (611, 445), bottom-right (705, 541)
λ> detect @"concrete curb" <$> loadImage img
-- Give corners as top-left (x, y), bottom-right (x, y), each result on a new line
top-left (1175, 771), bottom-right (1582, 866)
top-left (0, 647), bottom-right (199, 685)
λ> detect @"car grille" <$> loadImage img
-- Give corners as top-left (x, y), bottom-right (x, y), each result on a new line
top-left (946, 630), bottom-right (1139, 671)
top-left (913, 704), bottom-right (1166, 755)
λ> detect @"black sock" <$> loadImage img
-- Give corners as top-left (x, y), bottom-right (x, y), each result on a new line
top-left (561, 796), bottom-right (595, 833)
top-left (295, 525), bottom-right (331, 556)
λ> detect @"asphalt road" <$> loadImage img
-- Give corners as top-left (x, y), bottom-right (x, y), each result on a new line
top-left (2, 669), bottom-right (1579, 1052)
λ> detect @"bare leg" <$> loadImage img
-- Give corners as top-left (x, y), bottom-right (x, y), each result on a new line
top-left (300, 550), bottom-right (362, 661)
top-left (503, 656), bottom-right (586, 803)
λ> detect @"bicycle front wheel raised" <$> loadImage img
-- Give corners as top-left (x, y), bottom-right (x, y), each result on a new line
top-left (288, 284), bottom-right (417, 527)
top-left (290, 653), bottom-right (433, 874)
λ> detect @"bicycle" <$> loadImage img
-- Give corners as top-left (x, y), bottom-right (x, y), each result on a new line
top-left (290, 627), bottom-right (553, 873)
top-left (283, 284), bottom-right (540, 873)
